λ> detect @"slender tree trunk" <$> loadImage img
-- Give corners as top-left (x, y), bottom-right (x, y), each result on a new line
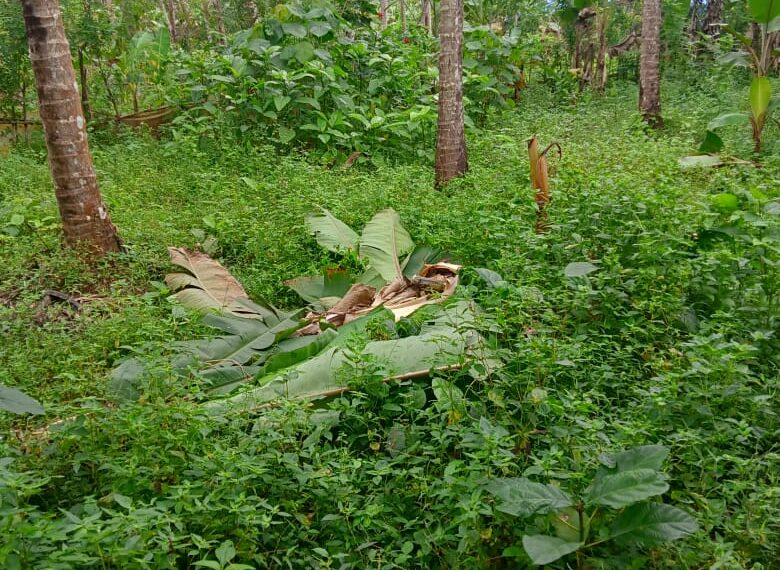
top-left (595, 11), bottom-right (609, 91)
top-left (201, 0), bottom-right (211, 35)
top-left (216, 0), bottom-right (226, 34)
top-left (702, 0), bottom-right (722, 38)
top-left (380, 0), bottom-right (388, 27)
top-left (99, 63), bottom-right (120, 118)
top-left (639, 0), bottom-right (662, 127)
top-left (435, 0), bottom-right (467, 188)
top-left (687, 0), bottom-right (701, 39)
top-left (21, 80), bottom-right (30, 143)
top-left (22, 0), bottom-right (120, 253)
top-left (748, 21), bottom-right (761, 55)
top-left (246, 0), bottom-right (258, 24)
top-left (159, 0), bottom-right (177, 42)
top-left (400, 0), bottom-right (407, 34)
top-left (421, 0), bottom-right (432, 34)
top-left (10, 97), bottom-right (18, 145)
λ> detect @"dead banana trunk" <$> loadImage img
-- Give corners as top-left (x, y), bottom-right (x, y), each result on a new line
top-left (528, 136), bottom-right (561, 233)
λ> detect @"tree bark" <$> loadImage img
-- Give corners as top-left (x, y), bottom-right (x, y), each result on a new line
top-left (400, 0), bottom-right (407, 34)
top-left (639, 0), bottom-right (662, 127)
top-left (380, 0), bottom-right (388, 27)
top-left (595, 10), bottom-right (609, 91)
top-left (702, 0), bottom-right (722, 38)
top-left (159, 0), bottom-right (178, 43)
top-left (435, 0), bottom-right (468, 188)
top-left (421, 0), bottom-right (432, 34)
top-left (22, 0), bottom-right (120, 253)
top-left (687, 0), bottom-right (701, 40)
top-left (78, 46), bottom-right (90, 120)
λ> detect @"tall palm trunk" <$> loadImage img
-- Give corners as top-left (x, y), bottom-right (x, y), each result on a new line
top-left (22, 0), bottom-right (120, 253)
top-left (639, 0), bottom-right (662, 127)
top-left (435, 0), bottom-right (467, 188)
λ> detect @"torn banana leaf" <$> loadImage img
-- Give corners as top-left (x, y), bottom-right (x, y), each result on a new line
top-left (109, 309), bottom-right (307, 401)
top-left (165, 247), bottom-right (267, 319)
top-left (205, 302), bottom-right (500, 415)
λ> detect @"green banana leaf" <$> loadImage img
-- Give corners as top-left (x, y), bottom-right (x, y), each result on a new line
top-left (205, 302), bottom-right (498, 414)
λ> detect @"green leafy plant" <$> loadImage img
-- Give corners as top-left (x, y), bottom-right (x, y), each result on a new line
top-left (486, 445), bottom-right (698, 567)
top-left (702, 0), bottom-right (779, 154)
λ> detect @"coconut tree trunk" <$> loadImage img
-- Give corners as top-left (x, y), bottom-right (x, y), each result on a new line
top-left (22, 0), bottom-right (120, 254)
top-left (78, 46), bottom-right (90, 120)
top-left (639, 0), bottom-right (662, 127)
top-left (435, 0), bottom-right (468, 188)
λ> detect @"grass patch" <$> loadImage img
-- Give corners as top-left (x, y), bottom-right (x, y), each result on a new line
top-left (1, 80), bottom-right (778, 568)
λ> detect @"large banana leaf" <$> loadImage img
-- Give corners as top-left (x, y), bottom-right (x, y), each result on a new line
top-left (165, 248), bottom-right (263, 319)
top-left (748, 0), bottom-right (780, 23)
top-left (305, 208), bottom-right (359, 253)
top-left (359, 209), bottom-right (415, 282)
top-left (109, 311), bottom-right (307, 401)
top-left (205, 302), bottom-right (499, 414)
top-left (207, 328), bottom-right (341, 396)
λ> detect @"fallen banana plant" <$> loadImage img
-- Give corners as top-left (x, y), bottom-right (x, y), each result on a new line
top-left (110, 209), bottom-right (499, 413)
top-left (527, 136), bottom-right (561, 233)
top-left (290, 208), bottom-right (459, 321)
top-left (205, 301), bottom-right (499, 415)
top-left (165, 247), bottom-right (268, 319)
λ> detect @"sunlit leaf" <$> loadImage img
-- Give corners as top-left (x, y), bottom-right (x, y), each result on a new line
top-left (564, 261), bottom-right (598, 277)
top-left (749, 76), bottom-right (771, 121)
top-left (748, 0), bottom-right (780, 24)
top-left (710, 193), bottom-right (740, 213)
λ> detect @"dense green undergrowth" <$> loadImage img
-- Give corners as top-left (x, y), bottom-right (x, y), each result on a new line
top-left (1, 78), bottom-right (778, 568)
